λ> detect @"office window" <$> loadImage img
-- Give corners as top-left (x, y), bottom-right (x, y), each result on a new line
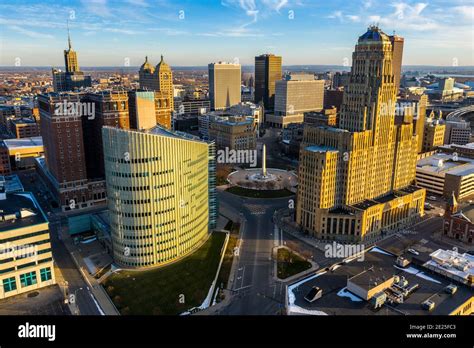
top-left (2, 277), bottom-right (16, 292)
top-left (19, 271), bottom-right (37, 287)
top-left (40, 267), bottom-right (52, 282)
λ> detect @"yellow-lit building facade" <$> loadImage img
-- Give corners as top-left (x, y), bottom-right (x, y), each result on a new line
top-left (138, 56), bottom-right (174, 126)
top-left (102, 126), bottom-right (211, 268)
top-left (296, 27), bottom-right (425, 243)
top-left (0, 192), bottom-right (55, 299)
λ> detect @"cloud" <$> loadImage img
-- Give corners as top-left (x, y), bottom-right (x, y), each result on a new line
top-left (125, 0), bottom-right (149, 6)
top-left (81, 0), bottom-right (111, 17)
top-left (7, 25), bottom-right (54, 39)
top-left (104, 28), bottom-right (141, 35)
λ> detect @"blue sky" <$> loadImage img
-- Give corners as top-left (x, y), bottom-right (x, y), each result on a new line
top-left (0, 0), bottom-right (473, 67)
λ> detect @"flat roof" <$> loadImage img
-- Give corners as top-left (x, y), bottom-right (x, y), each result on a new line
top-left (305, 145), bottom-right (338, 153)
top-left (289, 247), bottom-right (474, 315)
top-left (416, 152), bottom-right (474, 177)
top-left (0, 192), bottom-right (47, 232)
top-left (3, 136), bottom-right (43, 150)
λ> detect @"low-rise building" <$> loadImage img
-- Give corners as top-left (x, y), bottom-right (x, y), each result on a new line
top-left (442, 194), bottom-right (474, 244)
top-left (9, 118), bottom-right (40, 139)
top-left (3, 136), bottom-right (44, 170)
top-left (416, 152), bottom-right (474, 201)
top-left (0, 190), bottom-right (55, 299)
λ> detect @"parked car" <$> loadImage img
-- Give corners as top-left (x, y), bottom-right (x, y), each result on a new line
top-left (428, 196), bottom-right (437, 201)
top-left (407, 248), bottom-right (419, 256)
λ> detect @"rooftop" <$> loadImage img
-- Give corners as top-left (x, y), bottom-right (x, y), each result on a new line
top-left (416, 152), bottom-right (474, 177)
top-left (289, 247), bottom-right (474, 315)
top-left (0, 192), bottom-right (47, 232)
top-left (305, 145), bottom-right (338, 153)
top-left (3, 136), bottom-right (43, 150)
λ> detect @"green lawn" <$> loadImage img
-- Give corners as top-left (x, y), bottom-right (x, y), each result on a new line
top-left (104, 232), bottom-right (226, 315)
top-left (276, 248), bottom-right (312, 280)
top-left (226, 186), bottom-right (294, 198)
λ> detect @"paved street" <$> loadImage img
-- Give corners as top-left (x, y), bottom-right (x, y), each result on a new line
top-left (16, 169), bottom-right (102, 315)
top-left (216, 190), bottom-right (289, 314)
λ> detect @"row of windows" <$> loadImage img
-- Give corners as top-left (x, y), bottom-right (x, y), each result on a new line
top-left (106, 156), bottom-right (161, 164)
top-left (2, 267), bottom-right (52, 293)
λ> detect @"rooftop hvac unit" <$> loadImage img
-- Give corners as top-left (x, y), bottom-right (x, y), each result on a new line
top-left (421, 300), bottom-right (435, 311)
top-left (396, 256), bottom-right (410, 268)
top-left (371, 291), bottom-right (387, 309)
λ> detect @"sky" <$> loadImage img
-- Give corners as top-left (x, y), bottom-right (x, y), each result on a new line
top-left (0, 0), bottom-right (473, 67)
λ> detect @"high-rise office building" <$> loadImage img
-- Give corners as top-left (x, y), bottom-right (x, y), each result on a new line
top-left (82, 91), bottom-right (130, 179)
top-left (389, 35), bottom-right (404, 92)
top-left (37, 91), bottom-right (129, 211)
top-left (0, 190), bottom-right (55, 299)
top-left (52, 29), bottom-right (92, 92)
top-left (102, 126), bottom-right (216, 268)
top-left (208, 62), bottom-right (241, 110)
top-left (296, 26), bottom-right (425, 242)
top-left (254, 54), bottom-right (282, 110)
top-left (138, 56), bottom-right (174, 113)
top-left (274, 73), bottom-right (324, 115)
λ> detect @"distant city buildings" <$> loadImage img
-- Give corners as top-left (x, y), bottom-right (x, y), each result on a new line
top-left (208, 62), bottom-right (241, 110)
top-left (254, 54), bottom-right (282, 110)
top-left (296, 26), bottom-right (425, 242)
top-left (102, 126), bottom-right (216, 268)
top-left (0, 190), bottom-right (55, 299)
top-left (266, 73), bottom-right (324, 128)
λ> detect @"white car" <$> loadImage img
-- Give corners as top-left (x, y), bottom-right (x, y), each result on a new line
top-left (408, 248), bottom-right (419, 256)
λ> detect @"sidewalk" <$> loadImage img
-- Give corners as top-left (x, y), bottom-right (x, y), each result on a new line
top-left (194, 216), bottom-right (243, 315)
top-left (274, 208), bottom-right (431, 251)
top-left (59, 226), bottom-right (120, 315)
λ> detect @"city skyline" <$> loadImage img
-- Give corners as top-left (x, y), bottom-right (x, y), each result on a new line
top-left (0, 0), bottom-right (473, 67)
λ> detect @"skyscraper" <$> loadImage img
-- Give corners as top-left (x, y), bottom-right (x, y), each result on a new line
top-left (138, 56), bottom-right (174, 111)
top-left (389, 34), bottom-right (404, 92)
top-left (254, 54), bottom-right (282, 110)
top-left (37, 91), bottom-right (129, 211)
top-left (296, 26), bottom-right (425, 242)
top-left (52, 28), bottom-right (91, 92)
top-left (208, 62), bottom-right (241, 110)
top-left (102, 126), bottom-right (215, 268)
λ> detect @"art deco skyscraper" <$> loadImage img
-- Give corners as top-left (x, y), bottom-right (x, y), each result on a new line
top-left (255, 54), bottom-right (282, 110)
top-left (296, 26), bottom-right (425, 243)
top-left (52, 28), bottom-right (91, 92)
top-left (64, 26), bottom-right (79, 73)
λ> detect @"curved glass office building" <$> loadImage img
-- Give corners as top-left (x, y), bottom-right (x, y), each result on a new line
top-left (102, 126), bottom-right (212, 268)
